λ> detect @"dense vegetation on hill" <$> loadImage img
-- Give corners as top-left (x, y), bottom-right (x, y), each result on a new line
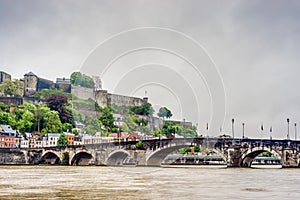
top-left (0, 73), bottom-right (197, 137)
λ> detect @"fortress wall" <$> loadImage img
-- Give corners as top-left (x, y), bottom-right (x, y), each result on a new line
top-left (0, 96), bottom-right (23, 106)
top-left (56, 83), bottom-right (71, 93)
top-left (94, 90), bottom-right (108, 108)
top-left (71, 85), bottom-right (94, 100)
top-left (108, 93), bottom-right (145, 107)
top-left (73, 86), bottom-right (147, 108)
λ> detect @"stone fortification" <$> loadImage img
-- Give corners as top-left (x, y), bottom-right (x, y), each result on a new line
top-left (0, 96), bottom-right (23, 106)
top-left (71, 85), bottom-right (94, 100)
top-left (71, 85), bottom-right (147, 108)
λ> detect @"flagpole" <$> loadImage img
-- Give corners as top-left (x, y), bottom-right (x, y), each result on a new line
top-left (261, 124), bottom-right (264, 147)
top-left (206, 123), bottom-right (209, 149)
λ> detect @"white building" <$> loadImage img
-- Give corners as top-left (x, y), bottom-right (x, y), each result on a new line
top-left (20, 136), bottom-right (29, 148)
top-left (46, 133), bottom-right (61, 147)
top-left (82, 133), bottom-right (114, 144)
top-left (35, 137), bottom-right (48, 148)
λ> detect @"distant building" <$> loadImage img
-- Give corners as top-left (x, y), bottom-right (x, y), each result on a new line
top-left (23, 72), bottom-right (55, 97)
top-left (24, 133), bottom-right (35, 148)
top-left (81, 134), bottom-right (114, 144)
top-left (20, 135), bottom-right (29, 148)
top-left (73, 136), bottom-right (82, 146)
top-left (0, 124), bottom-right (21, 148)
top-left (46, 133), bottom-right (61, 147)
top-left (56, 77), bottom-right (71, 93)
top-left (64, 132), bottom-right (74, 145)
top-left (0, 71), bottom-right (11, 84)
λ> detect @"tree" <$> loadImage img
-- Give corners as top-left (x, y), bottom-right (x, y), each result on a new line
top-left (70, 72), bottom-right (94, 88)
top-left (16, 110), bottom-right (34, 133)
top-left (41, 110), bottom-right (62, 133)
top-left (123, 114), bottom-right (138, 132)
top-left (136, 141), bottom-right (143, 149)
top-left (194, 145), bottom-right (201, 152)
top-left (157, 107), bottom-right (173, 119)
top-left (0, 102), bottom-right (9, 112)
top-left (0, 112), bottom-right (16, 128)
top-left (46, 93), bottom-right (72, 124)
top-left (130, 103), bottom-right (154, 116)
top-left (204, 148), bottom-right (211, 155)
top-left (161, 121), bottom-right (181, 137)
top-left (57, 134), bottom-right (70, 146)
top-left (98, 107), bottom-right (115, 132)
top-left (83, 116), bottom-right (101, 135)
top-left (62, 123), bottom-right (73, 132)
top-left (33, 88), bottom-right (72, 100)
top-left (0, 79), bottom-right (24, 96)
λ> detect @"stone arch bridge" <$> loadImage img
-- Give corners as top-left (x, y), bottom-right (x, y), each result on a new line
top-left (0, 138), bottom-right (300, 167)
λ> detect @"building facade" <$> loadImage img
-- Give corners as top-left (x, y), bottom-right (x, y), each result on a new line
top-left (0, 71), bottom-right (11, 84)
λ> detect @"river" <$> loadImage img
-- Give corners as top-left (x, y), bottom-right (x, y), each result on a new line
top-left (0, 166), bottom-right (299, 199)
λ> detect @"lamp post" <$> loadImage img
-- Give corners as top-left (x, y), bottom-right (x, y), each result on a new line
top-left (242, 123), bottom-right (245, 139)
top-left (206, 122), bottom-right (209, 148)
top-left (295, 123), bottom-right (297, 141)
top-left (260, 124), bottom-right (264, 147)
top-left (231, 118), bottom-right (235, 139)
top-left (287, 118), bottom-right (290, 140)
top-left (270, 126), bottom-right (273, 140)
top-left (183, 118), bottom-right (186, 140)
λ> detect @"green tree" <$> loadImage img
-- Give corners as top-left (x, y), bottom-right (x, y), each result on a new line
top-left (57, 134), bottom-right (70, 146)
top-left (33, 88), bottom-right (72, 100)
top-left (72, 129), bottom-right (79, 136)
top-left (0, 79), bottom-right (24, 96)
top-left (183, 125), bottom-right (198, 138)
top-left (41, 110), bottom-right (62, 133)
top-left (260, 151), bottom-right (273, 157)
top-left (0, 102), bottom-right (9, 112)
top-left (0, 112), bottom-right (16, 128)
top-left (122, 114), bottom-right (138, 132)
top-left (204, 148), bottom-right (211, 155)
top-left (130, 103), bottom-right (154, 116)
top-left (136, 141), bottom-right (143, 149)
top-left (62, 123), bottom-right (73, 132)
top-left (70, 72), bottom-right (94, 88)
top-left (98, 107), bottom-right (115, 131)
top-left (16, 110), bottom-right (34, 133)
top-left (194, 145), bottom-right (201, 152)
top-left (157, 107), bottom-right (173, 119)
top-left (161, 121), bottom-right (181, 137)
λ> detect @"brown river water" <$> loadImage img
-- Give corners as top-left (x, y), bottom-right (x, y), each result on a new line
top-left (0, 166), bottom-right (299, 200)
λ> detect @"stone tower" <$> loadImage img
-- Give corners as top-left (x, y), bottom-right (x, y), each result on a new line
top-left (92, 75), bottom-right (102, 91)
top-left (24, 72), bottom-right (38, 97)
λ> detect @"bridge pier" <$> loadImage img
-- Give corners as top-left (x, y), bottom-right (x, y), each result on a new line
top-left (227, 145), bottom-right (242, 167)
top-left (282, 148), bottom-right (299, 167)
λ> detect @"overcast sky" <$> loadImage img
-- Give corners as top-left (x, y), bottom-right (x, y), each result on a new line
top-left (1, 0), bottom-right (300, 139)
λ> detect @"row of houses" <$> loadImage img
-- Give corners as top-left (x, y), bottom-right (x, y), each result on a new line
top-left (0, 124), bottom-right (156, 149)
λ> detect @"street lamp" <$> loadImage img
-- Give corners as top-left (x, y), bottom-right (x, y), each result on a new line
top-left (231, 118), bottom-right (235, 139)
top-left (242, 123), bottom-right (245, 139)
top-left (260, 124), bottom-right (264, 147)
top-left (295, 123), bottom-right (297, 141)
top-left (287, 118), bottom-right (290, 140)
top-left (183, 118), bottom-right (186, 140)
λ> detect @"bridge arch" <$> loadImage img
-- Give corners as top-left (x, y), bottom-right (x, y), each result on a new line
top-left (241, 146), bottom-right (282, 167)
top-left (146, 145), bottom-right (189, 166)
top-left (71, 150), bottom-right (93, 166)
top-left (106, 149), bottom-right (130, 166)
top-left (40, 151), bottom-right (62, 165)
top-left (146, 144), bottom-right (228, 166)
